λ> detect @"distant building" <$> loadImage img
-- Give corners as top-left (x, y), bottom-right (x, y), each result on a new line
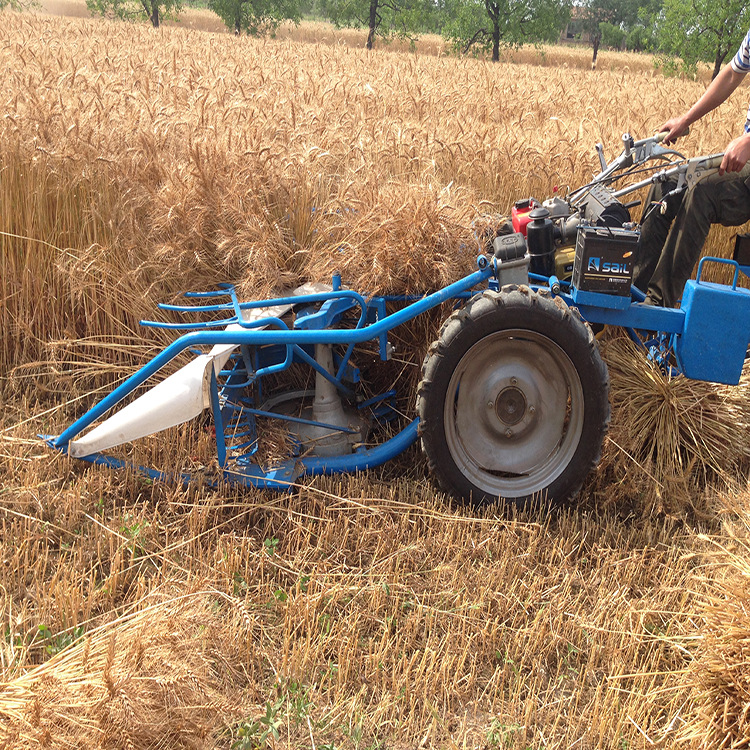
top-left (560, 7), bottom-right (593, 44)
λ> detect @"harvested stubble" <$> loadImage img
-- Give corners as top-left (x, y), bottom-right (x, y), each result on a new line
top-left (4, 11), bottom-right (750, 749)
top-left (0, 590), bottom-right (247, 749)
top-left (678, 490), bottom-right (750, 749)
top-left (0, 425), bottom-right (721, 748)
top-left (592, 335), bottom-right (750, 517)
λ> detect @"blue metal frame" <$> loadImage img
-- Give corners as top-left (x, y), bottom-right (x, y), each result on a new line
top-left (48, 251), bottom-right (750, 490)
top-left (49, 263), bottom-right (494, 488)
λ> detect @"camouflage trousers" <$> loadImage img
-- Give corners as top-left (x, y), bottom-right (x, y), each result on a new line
top-left (633, 162), bottom-right (750, 307)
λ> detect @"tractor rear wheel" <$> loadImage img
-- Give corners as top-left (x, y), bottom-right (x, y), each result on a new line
top-left (417, 286), bottom-right (610, 508)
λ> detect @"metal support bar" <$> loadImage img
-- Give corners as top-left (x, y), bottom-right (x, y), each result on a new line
top-left (209, 367), bottom-right (227, 468)
top-left (52, 265), bottom-right (492, 449)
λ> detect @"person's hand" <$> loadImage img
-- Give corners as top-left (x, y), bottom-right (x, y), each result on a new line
top-left (658, 116), bottom-right (691, 144)
top-left (719, 133), bottom-right (750, 174)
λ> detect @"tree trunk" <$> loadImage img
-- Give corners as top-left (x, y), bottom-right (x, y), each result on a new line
top-left (492, 15), bottom-right (500, 62)
top-left (712, 50), bottom-right (726, 80)
top-left (366, 0), bottom-right (377, 49)
top-left (591, 33), bottom-right (600, 70)
top-left (150, 0), bottom-right (159, 26)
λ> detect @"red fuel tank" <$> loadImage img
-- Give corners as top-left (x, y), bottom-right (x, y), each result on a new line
top-left (511, 198), bottom-right (541, 236)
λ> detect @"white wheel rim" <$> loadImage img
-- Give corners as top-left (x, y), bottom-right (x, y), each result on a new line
top-left (444, 329), bottom-right (585, 499)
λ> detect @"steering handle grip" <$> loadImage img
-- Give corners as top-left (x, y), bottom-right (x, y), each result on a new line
top-left (701, 153), bottom-right (725, 169)
top-left (656, 126), bottom-right (690, 143)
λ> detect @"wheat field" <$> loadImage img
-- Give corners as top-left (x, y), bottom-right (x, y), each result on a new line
top-left (2, 9), bottom-right (750, 749)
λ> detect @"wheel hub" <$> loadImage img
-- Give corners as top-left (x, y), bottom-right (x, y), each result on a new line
top-left (451, 332), bottom-right (580, 478)
top-left (477, 365), bottom-right (541, 443)
top-left (494, 385), bottom-right (527, 426)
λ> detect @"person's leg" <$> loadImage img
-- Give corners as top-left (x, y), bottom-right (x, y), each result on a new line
top-left (647, 168), bottom-right (750, 307)
top-left (633, 180), bottom-right (680, 293)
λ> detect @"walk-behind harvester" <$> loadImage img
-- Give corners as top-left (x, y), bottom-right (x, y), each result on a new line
top-left (46, 132), bottom-right (750, 507)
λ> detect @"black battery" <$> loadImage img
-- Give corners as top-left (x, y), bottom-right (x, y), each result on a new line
top-left (572, 225), bottom-right (639, 296)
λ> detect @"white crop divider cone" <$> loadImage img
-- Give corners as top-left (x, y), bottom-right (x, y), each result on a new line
top-left (68, 283), bottom-right (329, 458)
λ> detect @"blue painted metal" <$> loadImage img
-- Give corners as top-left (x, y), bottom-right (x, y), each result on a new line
top-left (53, 265), bottom-right (493, 451)
top-left (675, 275), bottom-right (750, 385)
top-left (299, 418), bottom-right (419, 476)
top-left (571, 287), bottom-right (633, 311)
top-left (290, 344), bottom-right (355, 396)
top-left (51, 266), bottom-right (493, 488)
top-left (50, 216), bottom-right (750, 494)
top-left (370, 297), bottom-right (389, 360)
top-left (696, 256), bottom-right (742, 288)
top-left (50, 417), bottom-right (420, 492)
top-left (548, 288), bottom-right (686, 334)
top-left (143, 288), bottom-right (371, 332)
top-left (222, 418), bottom-right (419, 488)
top-left (209, 366), bottom-right (227, 468)
top-left (294, 296), bottom-right (358, 330)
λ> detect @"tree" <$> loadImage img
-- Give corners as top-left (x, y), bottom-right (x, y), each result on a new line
top-left (318, 0), bottom-right (427, 50)
top-left (442, 0), bottom-right (569, 62)
top-left (209, 0), bottom-right (301, 35)
top-left (577, 0), bottom-right (661, 66)
top-left (86, 0), bottom-right (181, 27)
top-left (598, 21), bottom-right (625, 50)
top-left (659, 0), bottom-right (750, 79)
top-left (576, 1), bottom-right (621, 68)
top-left (624, 2), bottom-right (662, 53)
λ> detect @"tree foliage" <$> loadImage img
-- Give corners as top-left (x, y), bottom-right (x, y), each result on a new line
top-left (598, 21), bottom-right (624, 50)
top-left (442, 0), bottom-right (569, 62)
top-left (0, 0), bottom-right (37, 8)
top-left (575, 0), bottom-right (661, 64)
top-left (209, 0), bottom-right (301, 34)
top-left (623, 2), bottom-right (662, 52)
top-left (318, 0), bottom-right (428, 49)
top-left (659, 0), bottom-right (750, 79)
top-left (86, 0), bottom-right (181, 27)
top-left (578, 0), bottom-right (645, 33)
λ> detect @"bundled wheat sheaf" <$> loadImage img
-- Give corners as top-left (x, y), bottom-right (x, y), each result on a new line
top-left (596, 336), bottom-right (750, 514)
top-left (0, 592), bottom-right (247, 749)
top-left (4, 8), bottom-right (750, 749)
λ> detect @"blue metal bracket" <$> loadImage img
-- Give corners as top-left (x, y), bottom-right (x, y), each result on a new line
top-left (294, 296), bottom-right (359, 330)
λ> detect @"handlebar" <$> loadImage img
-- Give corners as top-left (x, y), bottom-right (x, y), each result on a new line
top-left (611, 150), bottom-right (724, 201)
top-left (561, 131), bottom-right (726, 228)
top-left (569, 131), bottom-right (688, 205)
top-left (701, 153), bottom-right (725, 170)
top-left (654, 126), bottom-right (689, 144)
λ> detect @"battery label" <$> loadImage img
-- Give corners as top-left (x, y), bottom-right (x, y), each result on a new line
top-left (572, 226), bottom-right (639, 297)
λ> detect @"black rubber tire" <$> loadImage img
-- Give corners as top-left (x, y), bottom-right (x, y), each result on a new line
top-left (416, 286), bottom-right (610, 509)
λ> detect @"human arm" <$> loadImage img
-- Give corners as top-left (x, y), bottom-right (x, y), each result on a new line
top-left (659, 64), bottom-right (748, 144)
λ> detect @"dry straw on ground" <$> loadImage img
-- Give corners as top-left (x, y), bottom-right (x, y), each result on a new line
top-left (3, 9), bottom-right (750, 749)
top-left (0, 440), bottom-right (720, 748)
top-left (0, 591), bottom-right (247, 749)
top-left (593, 335), bottom-right (750, 517)
top-left (679, 490), bottom-right (750, 749)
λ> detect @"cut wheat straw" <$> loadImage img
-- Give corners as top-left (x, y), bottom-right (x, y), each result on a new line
top-left (593, 335), bottom-right (750, 516)
top-left (0, 590), bottom-right (247, 749)
top-left (4, 12), bottom-right (750, 749)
